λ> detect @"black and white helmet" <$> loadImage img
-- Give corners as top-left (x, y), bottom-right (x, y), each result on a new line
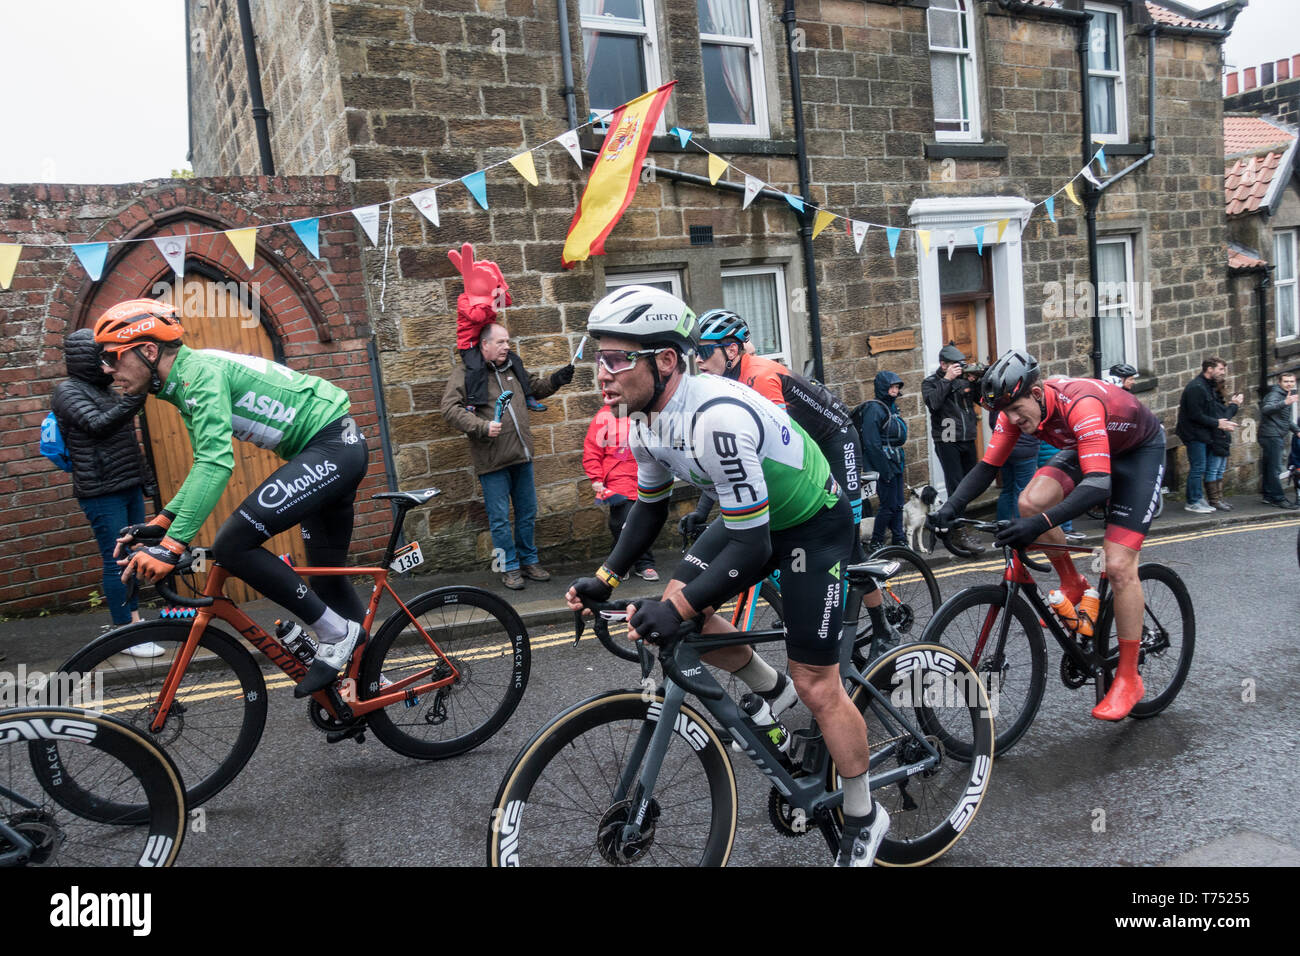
top-left (586, 285), bottom-right (698, 356)
top-left (980, 349), bottom-right (1040, 411)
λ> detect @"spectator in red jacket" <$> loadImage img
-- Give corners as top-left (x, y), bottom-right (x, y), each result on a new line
top-left (582, 405), bottom-right (658, 581)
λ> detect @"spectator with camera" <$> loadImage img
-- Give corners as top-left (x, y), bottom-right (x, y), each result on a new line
top-left (923, 343), bottom-right (984, 553)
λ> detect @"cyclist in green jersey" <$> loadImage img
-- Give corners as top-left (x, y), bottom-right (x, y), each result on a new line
top-left (95, 299), bottom-right (370, 695)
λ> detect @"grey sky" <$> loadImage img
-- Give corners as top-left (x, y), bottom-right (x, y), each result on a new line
top-left (0, 0), bottom-right (1292, 185)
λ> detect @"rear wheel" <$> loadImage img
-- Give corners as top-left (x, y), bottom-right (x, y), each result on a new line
top-left (1095, 564), bottom-right (1194, 718)
top-left (45, 620), bottom-right (266, 818)
top-left (858, 545), bottom-right (942, 653)
top-left (361, 586), bottom-right (530, 759)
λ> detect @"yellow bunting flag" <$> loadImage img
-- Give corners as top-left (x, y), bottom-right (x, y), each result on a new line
top-left (1065, 181), bottom-right (1080, 206)
top-left (562, 82), bottom-right (676, 269)
top-left (508, 150), bottom-right (539, 186)
top-left (708, 153), bottom-right (729, 186)
top-left (996, 218), bottom-right (1010, 243)
top-left (812, 209), bottom-right (835, 240)
top-left (224, 228), bottom-right (258, 269)
top-left (0, 244), bottom-right (21, 290)
top-left (918, 230), bottom-right (931, 256)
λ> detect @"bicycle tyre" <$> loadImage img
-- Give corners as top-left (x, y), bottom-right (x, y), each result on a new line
top-left (832, 642), bottom-right (995, 866)
top-left (5, 707), bottom-right (186, 867)
top-left (487, 690), bottom-right (737, 866)
top-left (361, 586), bottom-right (530, 759)
top-left (47, 620), bottom-right (267, 818)
top-left (919, 584), bottom-right (1047, 756)
top-left (1094, 563), bottom-right (1194, 718)
top-left (859, 545), bottom-right (942, 648)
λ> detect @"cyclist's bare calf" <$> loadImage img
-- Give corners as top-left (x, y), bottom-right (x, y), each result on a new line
top-left (1019, 469), bottom-right (1088, 600)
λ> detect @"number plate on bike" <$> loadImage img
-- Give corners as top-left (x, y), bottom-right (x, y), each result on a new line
top-left (390, 542), bottom-right (424, 573)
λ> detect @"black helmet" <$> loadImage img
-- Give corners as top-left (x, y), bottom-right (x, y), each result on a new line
top-left (980, 349), bottom-right (1040, 411)
top-left (1109, 363), bottom-right (1138, 379)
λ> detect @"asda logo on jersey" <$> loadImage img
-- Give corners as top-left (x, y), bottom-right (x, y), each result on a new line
top-left (235, 390), bottom-right (299, 424)
top-left (256, 460), bottom-right (339, 509)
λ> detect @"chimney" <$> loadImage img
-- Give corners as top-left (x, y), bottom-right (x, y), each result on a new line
top-left (1278, 58), bottom-right (1291, 82)
top-left (1262, 62), bottom-right (1275, 86)
top-left (1226, 71), bottom-right (1239, 95)
top-left (1293, 54), bottom-right (1300, 79)
top-left (1244, 67), bottom-right (1257, 90)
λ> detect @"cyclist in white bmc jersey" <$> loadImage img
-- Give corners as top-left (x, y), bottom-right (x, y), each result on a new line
top-left (564, 286), bottom-right (889, 866)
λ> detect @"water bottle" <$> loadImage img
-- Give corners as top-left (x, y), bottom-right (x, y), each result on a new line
top-left (276, 619), bottom-right (318, 665)
top-left (739, 692), bottom-right (792, 755)
top-left (1075, 587), bottom-right (1100, 638)
top-left (1047, 590), bottom-right (1079, 631)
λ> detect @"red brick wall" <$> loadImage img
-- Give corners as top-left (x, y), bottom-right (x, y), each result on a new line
top-left (0, 177), bottom-right (390, 615)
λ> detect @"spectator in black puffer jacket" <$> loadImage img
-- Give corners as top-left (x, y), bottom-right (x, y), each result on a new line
top-left (51, 329), bottom-right (160, 655)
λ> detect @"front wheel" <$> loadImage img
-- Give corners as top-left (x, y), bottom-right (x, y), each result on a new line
top-left (858, 545), bottom-right (942, 651)
top-left (361, 586), bottom-right (530, 759)
top-left (833, 642), bottom-right (995, 866)
top-left (919, 585), bottom-right (1047, 756)
top-left (487, 692), bottom-right (738, 866)
top-left (48, 621), bottom-right (267, 818)
top-left (1094, 564), bottom-right (1194, 718)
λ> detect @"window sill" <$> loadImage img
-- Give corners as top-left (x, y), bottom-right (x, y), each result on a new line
top-left (924, 142), bottom-right (1009, 161)
top-left (580, 129), bottom-right (797, 156)
top-left (1097, 142), bottom-right (1149, 156)
top-left (1275, 341), bottom-right (1300, 360)
top-left (1132, 377), bottom-right (1157, 395)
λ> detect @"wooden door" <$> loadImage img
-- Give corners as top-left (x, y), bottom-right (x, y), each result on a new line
top-left (940, 302), bottom-right (991, 454)
top-left (142, 278), bottom-right (310, 604)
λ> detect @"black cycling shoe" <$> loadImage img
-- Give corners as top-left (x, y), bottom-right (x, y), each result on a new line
top-left (294, 621), bottom-right (366, 698)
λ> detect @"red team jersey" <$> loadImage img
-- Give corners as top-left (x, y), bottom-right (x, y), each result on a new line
top-left (982, 378), bottom-right (1162, 475)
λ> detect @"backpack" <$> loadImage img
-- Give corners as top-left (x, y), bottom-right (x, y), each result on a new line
top-left (852, 399), bottom-right (907, 466)
top-left (40, 411), bottom-right (72, 472)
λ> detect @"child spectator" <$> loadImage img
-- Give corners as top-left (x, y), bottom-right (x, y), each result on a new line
top-left (449, 243), bottom-right (546, 410)
top-left (582, 405), bottom-right (658, 581)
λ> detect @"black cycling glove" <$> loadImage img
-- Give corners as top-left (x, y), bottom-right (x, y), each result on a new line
top-left (570, 576), bottom-right (613, 606)
top-left (994, 514), bottom-right (1050, 550)
top-left (630, 599), bottom-right (682, 645)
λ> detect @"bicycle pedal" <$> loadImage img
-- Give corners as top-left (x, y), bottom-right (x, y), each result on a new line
top-left (325, 725), bottom-right (366, 745)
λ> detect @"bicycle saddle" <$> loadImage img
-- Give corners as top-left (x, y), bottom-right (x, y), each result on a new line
top-left (371, 488), bottom-right (442, 506)
top-left (862, 471), bottom-right (880, 484)
top-left (846, 559), bottom-right (900, 582)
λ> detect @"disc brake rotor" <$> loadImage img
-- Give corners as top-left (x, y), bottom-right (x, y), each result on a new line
top-left (596, 799), bottom-right (660, 864)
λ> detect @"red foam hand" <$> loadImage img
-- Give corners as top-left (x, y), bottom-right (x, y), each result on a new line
top-left (448, 243), bottom-right (512, 322)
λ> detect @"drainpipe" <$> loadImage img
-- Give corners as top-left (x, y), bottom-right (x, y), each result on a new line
top-left (236, 0), bottom-right (275, 175)
top-left (781, 0), bottom-right (825, 383)
top-left (1256, 267), bottom-right (1273, 397)
top-left (556, 0), bottom-right (580, 130)
top-left (185, 0), bottom-right (193, 167)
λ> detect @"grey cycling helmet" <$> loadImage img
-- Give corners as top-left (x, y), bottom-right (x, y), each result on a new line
top-left (697, 309), bottom-right (750, 344)
top-left (980, 349), bottom-right (1040, 411)
top-left (1109, 363), bottom-right (1137, 379)
top-left (586, 285), bottom-right (698, 356)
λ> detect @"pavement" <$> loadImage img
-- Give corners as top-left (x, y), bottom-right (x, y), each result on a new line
top-left (2, 491), bottom-right (1296, 675)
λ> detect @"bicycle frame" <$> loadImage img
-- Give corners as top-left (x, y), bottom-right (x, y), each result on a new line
top-left (608, 577), bottom-right (947, 859)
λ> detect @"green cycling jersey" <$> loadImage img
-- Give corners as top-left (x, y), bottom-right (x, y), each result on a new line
top-left (156, 345), bottom-right (350, 543)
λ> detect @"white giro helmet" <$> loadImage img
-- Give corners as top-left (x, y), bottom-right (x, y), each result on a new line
top-left (586, 285), bottom-right (698, 356)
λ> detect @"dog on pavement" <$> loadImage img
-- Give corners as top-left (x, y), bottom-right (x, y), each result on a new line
top-left (902, 485), bottom-right (939, 553)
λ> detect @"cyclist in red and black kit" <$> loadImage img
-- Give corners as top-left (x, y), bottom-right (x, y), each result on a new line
top-left (931, 350), bottom-right (1166, 720)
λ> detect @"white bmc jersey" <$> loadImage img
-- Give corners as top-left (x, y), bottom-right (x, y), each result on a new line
top-left (629, 373), bottom-right (835, 532)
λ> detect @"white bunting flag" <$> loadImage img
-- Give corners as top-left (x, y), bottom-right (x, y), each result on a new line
top-left (742, 174), bottom-right (763, 210)
top-left (411, 188), bottom-right (440, 227)
top-left (152, 235), bottom-right (187, 279)
top-left (558, 130), bottom-right (583, 169)
top-left (946, 230), bottom-right (957, 260)
top-left (851, 220), bottom-right (869, 253)
top-left (1080, 166), bottom-right (1101, 188)
top-left (352, 205), bottom-right (381, 247)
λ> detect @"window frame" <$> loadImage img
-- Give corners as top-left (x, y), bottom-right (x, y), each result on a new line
top-left (605, 269), bottom-right (684, 299)
top-left (580, 0), bottom-right (667, 134)
top-left (1275, 229), bottom-right (1299, 343)
top-left (1096, 235), bottom-right (1138, 370)
top-left (697, 0), bottom-right (770, 139)
top-left (1084, 2), bottom-right (1128, 144)
top-left (720, 263), bottom-right (792, 365)
top-left (927, 0), bottom-right (982, 143)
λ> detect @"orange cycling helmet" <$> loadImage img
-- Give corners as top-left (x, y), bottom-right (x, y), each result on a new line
top-left (93, 299), bottom-right (184, 353)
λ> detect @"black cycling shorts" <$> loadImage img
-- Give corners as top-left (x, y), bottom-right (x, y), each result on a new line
top-left (673, 494), bottom-right (855, 667)
top-left (1040, 426), bottom-right (1166, 550)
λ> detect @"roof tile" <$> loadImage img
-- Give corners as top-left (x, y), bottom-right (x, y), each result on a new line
top-left (1224, 115), bottom-right (1295, 157)
top-left (1224, 151), bottom-right (1286, 216)
top-left (1145, 2), bottom-right (1218, 30)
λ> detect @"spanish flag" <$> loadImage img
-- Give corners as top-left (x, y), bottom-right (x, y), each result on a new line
top-left (562, 82), bottom-right (676, 269)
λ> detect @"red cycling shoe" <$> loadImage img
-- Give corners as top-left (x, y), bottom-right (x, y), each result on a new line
top-left (1092, 639), bottom-right (1144, 720)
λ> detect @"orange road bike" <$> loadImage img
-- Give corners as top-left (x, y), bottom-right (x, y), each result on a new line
top-left (40, 489), bottom-right (530, 813)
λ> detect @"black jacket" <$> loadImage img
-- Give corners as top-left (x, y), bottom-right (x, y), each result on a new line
top-left (1175, 373), bottom-right (1223, 446)
top-left (50, 330), bottom-right (152, 500)
top-left (1208, 388), bottom-right (1238, 457)
top-left (921, 367), bottom-right (978, 443)
top-left (1259, 384), bottom-right (1300, 442)
top-left (857, 371), bottom-right (907, 479)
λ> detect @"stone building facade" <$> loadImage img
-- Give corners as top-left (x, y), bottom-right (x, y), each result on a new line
top-left (177, 0), bottom-right (1246, 570)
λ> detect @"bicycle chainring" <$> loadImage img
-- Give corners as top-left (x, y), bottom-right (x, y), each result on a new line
top-left (596, 799), bottom-right (660, 864)
top-left (2, 810), bottom-right (62, 865)
top-left (307, 699), bottom-right (362, 734)
top-left (768, 780), bottom-right (812, 838)
top-left (1060, 653), bottom-right (1092, 689)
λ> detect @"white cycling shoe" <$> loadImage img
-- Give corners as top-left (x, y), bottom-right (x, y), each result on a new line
top-left (835, 802), bottom-right (890, 867)
top-left (294, 621), bottom-right (365, 698)
top-left (123, 642), bottom-right (165, 659)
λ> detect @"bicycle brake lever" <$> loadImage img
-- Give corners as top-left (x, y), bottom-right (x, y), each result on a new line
top-left (572, 610), bottom-right (585, 645)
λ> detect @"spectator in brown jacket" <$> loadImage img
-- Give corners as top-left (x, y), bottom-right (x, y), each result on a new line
top-left (440, 323), bottom-right (573, 589)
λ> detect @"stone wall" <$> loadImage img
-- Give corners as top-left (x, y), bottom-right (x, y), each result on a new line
top-left (0, 177), bottom-right (388, 614)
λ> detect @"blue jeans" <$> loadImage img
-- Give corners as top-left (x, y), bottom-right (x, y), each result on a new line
top-left (479, 461), bottom-right (538, 572)
top-left (998, 457), bottom-right (1038, 522)
top-left (79, 487), bottom-right (145, 625)
top-left (1184, 440), bottom-right (1207, 503)
top-left (1205, 453), bottom-right (1227, 483)
top-left (1261, 436), bottom-right (1286, 501)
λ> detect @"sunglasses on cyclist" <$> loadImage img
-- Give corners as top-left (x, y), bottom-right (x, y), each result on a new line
top-left (98, 345), bottom-right (144, 371)
top-left (592, 348), bottom-right (671, 374)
